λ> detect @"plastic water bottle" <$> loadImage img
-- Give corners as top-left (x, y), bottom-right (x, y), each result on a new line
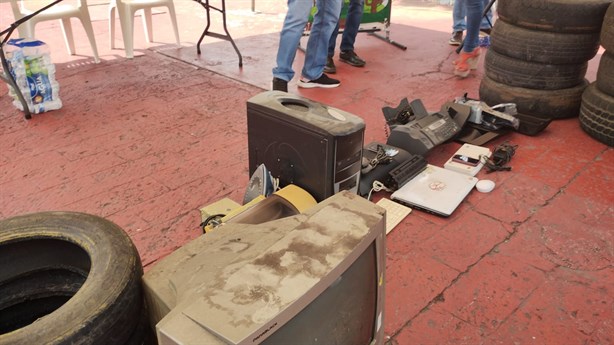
top-left (478, 35), bottom-right (490, 48)
top-left (4, 38), bottom-right (62, 114)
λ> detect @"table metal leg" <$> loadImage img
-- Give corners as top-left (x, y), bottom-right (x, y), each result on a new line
top-left (194, 0), bottom-right (243, 67)
top-left (368, 21), bottom-right (407, 51)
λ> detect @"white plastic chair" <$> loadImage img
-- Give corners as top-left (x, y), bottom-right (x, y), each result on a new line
top-left (109, 0), bottom-right (180, 59)
top-left (9, 0), bottom-right (100, 63)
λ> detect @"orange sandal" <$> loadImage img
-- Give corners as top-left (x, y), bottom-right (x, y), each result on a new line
top-left (454, 47), bottom-right (481, 78)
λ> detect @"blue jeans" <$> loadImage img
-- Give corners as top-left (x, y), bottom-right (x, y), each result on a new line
top-left (328, 0), bottom-right (364, 57)
top-left (273, 0), bottom-right (342, 81)
top-left (463, 0), bottom-right (485, 52)
top-left (452, 0), bottom-right (492, 32)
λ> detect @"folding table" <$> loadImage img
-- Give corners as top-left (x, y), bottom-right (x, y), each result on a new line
top-left (193, 0), bottom-right (243, 67)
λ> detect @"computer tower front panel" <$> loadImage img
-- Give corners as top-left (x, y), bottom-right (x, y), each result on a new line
top-left (247, 113), bottom-right (330, 201)
top-left (333, 130), bottom-right (363, 196)
top-left (247, 91), bottom-right (365, 202)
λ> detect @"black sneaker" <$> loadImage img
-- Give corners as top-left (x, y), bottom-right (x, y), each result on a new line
top-left (297, 73), bottom-right (340, 89)
top-left (272, 77), bottom-right (288, 92)
top-left (324, 56), bottom-right (336, 74)
top-left (339, 50), bottom-right (366, 67)
top-left (448, 31), bottom-right (463, 46)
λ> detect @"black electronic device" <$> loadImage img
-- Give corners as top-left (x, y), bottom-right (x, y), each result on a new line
top-left (247, 91), bottom-right (365, 202)
top-left (359, 142), bottom-right (410, 196)
top-left (452, 154), bottom-right (481, 166)
top-left (386, 154), bottom-right (427, 190)
top-left (382, 97), bottom-right (429, 126)
top-left (358, 142), bottom-right (427, 196)
top-left (452, 95), bottom-right (519, 131)
top-left (386, 111), bottom-right (461, 156)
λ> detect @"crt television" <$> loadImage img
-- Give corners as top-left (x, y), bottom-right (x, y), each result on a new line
top-left (143, 191), bottom-right (386, 345)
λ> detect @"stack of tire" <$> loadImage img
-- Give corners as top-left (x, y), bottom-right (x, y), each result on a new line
top-left (0, 212), bottom-right (154, 345)
top-left (479, 0), bottom-right (612, 136)
top-left (579, 3), bottom-right (614, 146)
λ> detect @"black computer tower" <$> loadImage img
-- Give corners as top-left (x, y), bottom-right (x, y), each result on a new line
top-left (247, 91), bottom-right (365, 202)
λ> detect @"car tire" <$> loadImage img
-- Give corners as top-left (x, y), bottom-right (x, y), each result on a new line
top-left (600, 3), bottom-right (614, 51)
top-left (490, 20), bottom-right (601, 65)
top-left (579, 83), bottom-right (614, 147)
top-left (0, 269), bottom-right (86, 334)
top-left (597, 51), bottom-right (614, 96)
top-left (479, 76), bottom-right (588, 119)
top-left (497, 0), bottom-right (612, 34)
top-left (0, 212), bottom-right (144, 345)
top-left (484, 49), bottom-right (588, 90)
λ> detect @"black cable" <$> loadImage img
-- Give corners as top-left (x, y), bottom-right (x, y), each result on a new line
top-left (483, 142), bottom-right (517, 173)
top-left (370, 145), bottom-right (390, 166)
top-left (200, 214), bottom-right (225, 233)
top-left (362, 144), bottom-right (393, 174)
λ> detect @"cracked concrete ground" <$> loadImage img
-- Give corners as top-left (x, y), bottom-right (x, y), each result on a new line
top-left (1, 0), bottom-right (612, 343)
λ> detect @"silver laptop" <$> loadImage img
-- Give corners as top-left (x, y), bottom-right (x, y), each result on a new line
top-left (391, 164), bottom-right (478, 217)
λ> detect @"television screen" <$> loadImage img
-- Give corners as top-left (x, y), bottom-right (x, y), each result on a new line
top-left (143, 191), bottom-right (386, 345)
top-left (262, 243), bottom-right (377, 344)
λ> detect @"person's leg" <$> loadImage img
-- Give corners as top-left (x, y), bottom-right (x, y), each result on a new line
top-left (454, 0), bottom-right (483, 77)
top-left (463, 0), bottom-right (483, 53)
top-left (327, 10), bottom-right (341, 58)
top-left (324, 1), bottom-right (343, 74)
top-left (452, 0), bottom-right (466, 32)
top-left (272, 0), bottom-right (313, 83)
top-left (301, 0), bottom-right (342, 81)
top-left (338, 0), bottom-right (365, 66)
top-left (449, 0), bottom-right (466, 45)
top-left (339, 0), bottom-right (363, 52)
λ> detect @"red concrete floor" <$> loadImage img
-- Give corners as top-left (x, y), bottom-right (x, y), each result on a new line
top-left (1, 1), bottom-right (613, 344)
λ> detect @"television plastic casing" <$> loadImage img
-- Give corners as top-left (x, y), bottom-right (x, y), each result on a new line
top-left (247, 91), bottom-right (365, 202)
top-left (143, 191), bottom-right (386, 345)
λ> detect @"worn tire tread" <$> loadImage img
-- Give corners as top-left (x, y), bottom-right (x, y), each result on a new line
top-left (0, 212), bottom-right (144, 345)
top-left (479, 76), bottom-right (588, 119)
top-left (491, 20), bottom-right (601, 65)
top-left (484, 49), bottom-right (588, 90)
top-left (497, 0), bottom-right (612, 33)
top-left (579, 83), bottom-right (614, 146)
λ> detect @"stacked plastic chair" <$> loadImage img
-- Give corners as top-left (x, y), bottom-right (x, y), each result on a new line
top-left (9, 0), bottom-right (100, 63)
top-left (109, 0), bottom-right (180, 58)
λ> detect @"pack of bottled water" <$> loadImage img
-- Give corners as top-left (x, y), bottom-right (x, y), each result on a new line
top-left (4, 38), bottom-right (62, 114)
top-left (478, 35), bottom-right (490, 48)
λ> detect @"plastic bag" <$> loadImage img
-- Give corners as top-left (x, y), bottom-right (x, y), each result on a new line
top-left (4, 38), bottom-right (62, 114)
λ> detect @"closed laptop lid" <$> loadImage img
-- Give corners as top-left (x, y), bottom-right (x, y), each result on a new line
top-left (391, 165), bottom-right (477, 217)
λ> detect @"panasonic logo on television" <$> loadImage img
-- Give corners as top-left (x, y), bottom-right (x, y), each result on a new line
top-left (252, 322), bottom-right (278, 342)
